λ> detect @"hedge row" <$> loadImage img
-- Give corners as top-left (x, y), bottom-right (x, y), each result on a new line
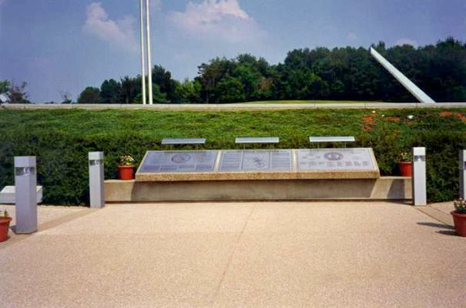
top-left (1, 108), bottom-right (465, 205)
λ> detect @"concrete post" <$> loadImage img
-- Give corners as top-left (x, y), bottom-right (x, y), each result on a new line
top-left (15, 156), bottom-right (38, 234)
top-left (89, 152), bottom-right (105, 208)
top-left (460, 150), bottom-right (466, 199)
top-left (412, 147), bottom-right (427, 206)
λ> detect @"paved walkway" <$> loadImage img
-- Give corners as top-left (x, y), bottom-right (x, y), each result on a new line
top-left (3, 102), bottom-right (466, 111)
top-left (1, 201), bottom-right (465, 307)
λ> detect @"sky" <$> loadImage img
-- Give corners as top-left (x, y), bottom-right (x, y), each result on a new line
top-left (0, 0), bottom-right (465, 103)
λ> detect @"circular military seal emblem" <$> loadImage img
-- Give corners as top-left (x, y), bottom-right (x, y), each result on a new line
top-left (171, 153), bottom-right (192, 164)
top-left (252, 157), bottom-right (266, 168)
top-left (324, 152), bottom-right (343, 161)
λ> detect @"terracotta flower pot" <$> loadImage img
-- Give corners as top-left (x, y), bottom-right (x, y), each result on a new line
top-left (451, 211), bottom-right (466, 237)
top-left (398, 161), bottom-right (413, 177)
top-left (118, 165), bottom-right (135, 180)
top-left (0, 216), bottom-right (12, 243)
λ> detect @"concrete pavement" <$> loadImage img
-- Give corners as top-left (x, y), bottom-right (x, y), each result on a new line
top-left (0, 201), bottom-right (465, 307)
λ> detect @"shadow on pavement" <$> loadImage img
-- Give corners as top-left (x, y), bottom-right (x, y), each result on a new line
top-left (417, 222), bottom-right (454, 229)
top-left (436, 230), bottom-right (457, 236)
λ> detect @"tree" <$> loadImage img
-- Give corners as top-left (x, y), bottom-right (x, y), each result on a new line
top-left (0, 80), bottom-right (9, 95)
top-left (77, 87), bottom-right (101, 104)
top-left (198, 57), bottom-right (236, 104)
top-left (173, 79), bottom-right (201, 103)
top-left (59, 90), bottom-right (73, 104)
top-left (120, 76), bottom-right (138, 104)
top-left (100, 79), bottom-right (122, 104)
top-left (7, 81), bottom-right (29, 104)
top-left (81, 37), bottom-right (466, 104)
top-left (0, 80), bottom-right (10, 103)
top-left (152, 84), bottom-right (170, 104)
top-left (234, 62), bottom-right (262, 101)
top-left (151, 65), bottom-right (177, 101)
top-left (257, 77), bottom-right (274, 99)
top-left (134, 83), bottom-right (170, 104)
top-left (217, 76), bottom-right (245, 103)
top-left (195, 55), bottom-right (272, 103)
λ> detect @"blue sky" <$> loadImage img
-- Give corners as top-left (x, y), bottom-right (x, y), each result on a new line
top-left (0, 0), bottom-right (465, 103)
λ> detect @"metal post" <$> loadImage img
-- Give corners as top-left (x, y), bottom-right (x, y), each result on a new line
top-left (145, 0), bottom-right (153, 105)
top-left (412, 147), bottom-right (427, 206)
top-left (460, 150), bottom-right (466, 199)
top-left (89, 152), bottom-right (105, 208)
top-left (15, 156), bottom-right (37, 234)
top-left (139, 0), bottom-right (147, 105)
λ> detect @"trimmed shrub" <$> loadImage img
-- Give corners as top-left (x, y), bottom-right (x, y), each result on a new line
top-left (1, 108), bottom-right (465, 205)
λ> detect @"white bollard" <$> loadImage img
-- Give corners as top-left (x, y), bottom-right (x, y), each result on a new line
top-left (89, 152), bottom-right (105, 208)
top-left (15, 156), bottom-right (38, 233)
top-left (412, 147), bottom-right (427, 206)
top-left (460, 150), bottom-right (466, 199)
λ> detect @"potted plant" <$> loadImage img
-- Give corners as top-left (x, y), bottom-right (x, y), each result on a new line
top-left (118, 155), bottom-right (136, 180)
top-left (398, 151), bottom-right (413, 177)
top-left (0, 210), bottom-right (12, 243)
top-left (452, 198), bottom-right (466, 237)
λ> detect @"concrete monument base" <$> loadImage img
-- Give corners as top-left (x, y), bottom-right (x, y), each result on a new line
top-left (104, 176), bottom-right (411, 202)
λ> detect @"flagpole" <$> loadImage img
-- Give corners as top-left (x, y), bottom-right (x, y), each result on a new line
top-left (145, 0), bottom-right (153, 105)
top-left (139, 0), bottom-right (146, 105)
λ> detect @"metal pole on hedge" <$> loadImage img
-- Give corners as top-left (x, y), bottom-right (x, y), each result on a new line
top-left (412, 147), bottom-right (427, 206)
top-left (89, 152), bottom-right (105, 208)
top-left (15, 156), bottom-right (38, 234)
top-left (460, 150), bottom-right (466, 199)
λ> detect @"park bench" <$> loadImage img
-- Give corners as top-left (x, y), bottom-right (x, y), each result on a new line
top-left (309, 136), bottom-right (355, 147)
top-left (161, 138), bottom-right (206, 149)
top-left (235, 137), bottom-right (279, 148)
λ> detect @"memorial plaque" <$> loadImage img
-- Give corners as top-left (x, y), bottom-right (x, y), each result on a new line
top-left (219, 150), bottom-right (292, 172)
top-left (138, 151), bottom-right (218, 173)
top-left (297, 148), bottom-right (375, 170)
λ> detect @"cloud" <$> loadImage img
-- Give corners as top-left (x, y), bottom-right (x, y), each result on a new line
top-left (150, 0), bottom-right (162, 13)
top-left (83, 2), bottom-right (137, 53)
top-left (395, 38), bottom-right (419, 48)
top-left (347, 32), bottom-right (357, 42)
top-left (166, 0), bottom-right (266, 44)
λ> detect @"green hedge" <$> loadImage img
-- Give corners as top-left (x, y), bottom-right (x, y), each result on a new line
top-left (1, 108), bottom-right (466, 205)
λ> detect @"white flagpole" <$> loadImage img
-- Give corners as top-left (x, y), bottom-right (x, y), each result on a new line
top-left (145, 0), bottom-right (153, 105)
top-left (139, 0), bottom-right (146, 105)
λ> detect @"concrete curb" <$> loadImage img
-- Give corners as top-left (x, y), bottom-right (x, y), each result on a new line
top-left (2, 102), bottom-right (466, 111)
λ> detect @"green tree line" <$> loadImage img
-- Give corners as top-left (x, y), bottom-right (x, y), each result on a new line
top-left (77, 37), bottom-right (466, 104)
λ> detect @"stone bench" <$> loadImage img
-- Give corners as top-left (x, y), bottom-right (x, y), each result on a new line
top-left (0, 186), bottom-right (43, 204)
